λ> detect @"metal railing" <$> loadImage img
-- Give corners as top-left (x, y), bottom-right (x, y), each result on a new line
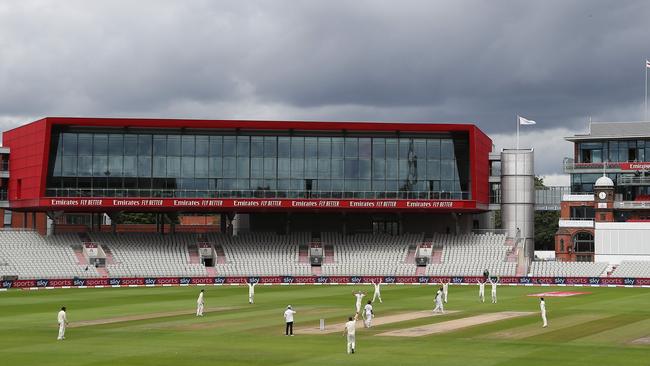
top-left (45, 188), bottom-right (471, 200)
top-left (617, 176), bottom-right (650, 185)
top-left (563, 157), bottom-right (624, 172)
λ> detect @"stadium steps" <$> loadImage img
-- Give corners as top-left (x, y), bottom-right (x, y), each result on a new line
top-left (431, 248), bottom-right (443, 264)
top-left (404, 245), bottom-right (417, 264)
top-left (214, 245), bottom-right (227, 264)
top-left (101, 246), bottom-right (116, 265)
top-left (323, 245), bottom-right (335, 264)
top-left (415, 266), bottom-right (426, 276)
top-left (311, 266), bottom-right (322, 275)
top-left (71, 245), bottom-right (89, 265)
top-left (96, 267), bottom-right (109, 277)
top-left (506, 247), bottom-right (518, 262)
top-left (298, 245), bottom-right (309, 264)
top-left (515, 262), bottom-right (527, 276)
top-left (205, 267), bottom-right (217, 276)
top-left (187, 244), bottom-right (201, 264)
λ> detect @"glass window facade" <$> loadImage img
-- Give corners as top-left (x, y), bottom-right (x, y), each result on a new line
top-left (577, 140), bottom-right (648, 164)
top-left (47, 131), bottom-right (471, 199)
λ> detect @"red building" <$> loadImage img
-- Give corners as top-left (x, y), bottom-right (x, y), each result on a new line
top-left (2, 117), bottom-right (494, 235)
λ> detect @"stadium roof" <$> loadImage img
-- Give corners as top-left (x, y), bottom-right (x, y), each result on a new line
top-left (565, 121), bottom-right (650, 141)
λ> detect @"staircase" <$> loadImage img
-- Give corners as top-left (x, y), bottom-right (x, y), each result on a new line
top-left (71, 245), bottom-right (89, 265)
top-left (214, 245), bottom-right (227, 264)
top-left (298, 245), bottom-right (310, 264)
top-left (102, 246), bottom-right (116, 265)
top-left (206, 267), bottom-right (217, 276)
top-left (188, 244), bottom-right (201, 264)
top-left (404, 245), bottom-right (417, 264)
top-left (515, 262), bottom-right (527, 276)
top-left (323, 245), bottom-right (335, 264)
top-left (311, 266), bottom-right (322, 275)
top-left (506, 247), bottom-right (518, 262)
top-left (431, 248), bottom-right (443, 264)
top-left (415, 266), bottom-right (426, 276)
top-left (96, 267), bottom-right (109, 277)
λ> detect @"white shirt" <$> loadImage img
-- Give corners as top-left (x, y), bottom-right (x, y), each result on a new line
top-left (197, 292), bottom-right (204, 305)
top-left (57, 310), bottom-right (67, 324)
top-left (373, 283), bottom-right (381, 292)
top-left (435, 290), bottom-right (443, 303)
top-left (442, 283), bottom-right (448, 292)
top-left (345, 320), bottom-right (356, 336)
top-left (364, 303), bottom-right (373, 315)
top-left (540, 300), bottom-right (546, 312)
top-left (248, 283), bottom-right (256, 296)
top-left (490, 281), bottom-right (498, 291)
top-left (284, 309), bottom-right (296, 322)
top-left (355, 293), bottom-right (365, 304)
top-left (479, 282), bottom-right (485, 291)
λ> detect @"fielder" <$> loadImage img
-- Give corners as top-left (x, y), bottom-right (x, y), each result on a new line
top-left (57, 306), bottom-right (68, 340)
top-left (343, 316), bottom-right (357, 354)
top-left (247, 280), bottom-right (257, 304)
top-left (371, 280), bottom-right (382, 303)
top-left (477, 279), bottom-right (486, 303)
top-left (442, 280), bottom-right (449, 303)
top-left (196, 289), bottom-right (205, 316)
top-left (433, 287), bottom-right (444, 313)
top-left (353, 291), bottom-right (366, 314)
top-left (284, 305), bottom-right (296, 336)
top-left (540, 297), bottom-right (548, 328)
top-left (362, 300), bottom-right (373, 328)
top-left (489, 277), bottom-right (499, 304)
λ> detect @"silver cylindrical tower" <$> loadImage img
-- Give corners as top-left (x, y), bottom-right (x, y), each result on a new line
top-left (500, 149), bottom-right (535, 257)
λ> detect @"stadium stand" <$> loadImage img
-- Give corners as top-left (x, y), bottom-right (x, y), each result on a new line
top-left (208, 232), bottom-right (312, 276)
top-left (528, 261), bottom-right (608, 277)
top-left (90, 233), bottom-right (208, 277)
top-left (424, 232), bottom-right (516, 276)
top-left (0, 231), bottom-right (100, 279)
top-left (610, 261), bottom-right (650, 277)
top-left (319, 232), bottom-right (421, 276)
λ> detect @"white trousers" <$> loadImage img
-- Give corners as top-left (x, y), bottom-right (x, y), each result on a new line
top-left (249, 294), bottom-right (254, 304)
top-left (479, 290), bottom-right (484, 302)
top-left (373, 291), bottom-right (382, 303)
top-left (491, 291), bottom-right (497, 303)
top-left (433, 301), bottom-right (444, 313)
top-left (444, 290), bottom-right (448, 303)
top-left (364, 314), bottom-right (372, 328)
top-left (541, 310), bottom-right (548, 327)
top-left (58, 322), bottom-right (66, 340)
top-left (196, 303), bottom-right (204, 316)
top-left (355, 302), bottom-right (361, 313)
top-left (347, 334), bottom-right (356, 353)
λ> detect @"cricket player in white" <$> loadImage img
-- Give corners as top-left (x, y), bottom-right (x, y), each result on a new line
top-left (362, 301), bottom-right (373, 328)
top-left (196, 289), bottom-right (205, 316)
top-left (353, 291), bottom-right (366, 314)
top-left (433, 288), bottom-right (444, 313)
top-left (343, 316), bottom-right (356, 354)
top-left (488, 277), bottom-right (499, 304)
top-left (247, 280), bottom-right (256, 304)
top-left (540, 297), bottom-right (548, 327)
top-left (284, 305), bottom-right (296, 336)
top-left (442, 280), bottom-right (449, 303)
top-left (371, 280), bottom-right (382, 303)
top-left (477, 279), bottom-right (486, 303)
top-left (57, 306), bottom-right (68, 340)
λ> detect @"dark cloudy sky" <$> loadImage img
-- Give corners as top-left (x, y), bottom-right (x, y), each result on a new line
top-left (1, 0), bottom-right (649, 183)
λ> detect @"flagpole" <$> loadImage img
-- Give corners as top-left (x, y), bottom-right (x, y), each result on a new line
top-left (516, 115), bottom-right (520, 150)
top-left (645, 60), bottom-right (648, 121)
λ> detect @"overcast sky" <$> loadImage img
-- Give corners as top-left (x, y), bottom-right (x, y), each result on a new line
top-left (1, 0), bottom-right (649, 184)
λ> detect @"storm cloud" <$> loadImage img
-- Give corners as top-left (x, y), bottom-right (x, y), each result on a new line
top-left (1, 0), bottom-right (649, 175)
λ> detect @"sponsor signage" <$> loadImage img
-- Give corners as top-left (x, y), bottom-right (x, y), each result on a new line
top-left (620, 162), bottom-right (650, 171)
top-left (3, 276), bottom-right (650, 289)
top-left (36, 198), bottom-right (479, 211)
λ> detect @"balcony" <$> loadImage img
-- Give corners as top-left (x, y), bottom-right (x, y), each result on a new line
top-left (617, 176), bottom-right (650, 186)
top-left (558, 219), bottom-right (594, 228)
top-left (563, 158), bottom-right (624, 174)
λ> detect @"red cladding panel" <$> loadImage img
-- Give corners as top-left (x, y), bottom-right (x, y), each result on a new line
top-left (470, 127), bottom-right (492, 205)
top-left (3, 118), bottom-right (50, 202)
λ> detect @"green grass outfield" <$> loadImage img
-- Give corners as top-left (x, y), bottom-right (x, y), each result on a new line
top-left (1, 284), bottom-right (649, 365)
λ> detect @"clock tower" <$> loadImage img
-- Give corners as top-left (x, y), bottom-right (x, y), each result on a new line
top-left (593, 175), bottom-right (614, 222)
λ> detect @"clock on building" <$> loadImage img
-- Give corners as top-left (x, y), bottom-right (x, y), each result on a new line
top-left (598, 191), bottom-right (607, 200)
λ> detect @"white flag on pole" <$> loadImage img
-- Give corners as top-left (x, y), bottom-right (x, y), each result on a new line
top-left (646, 59), bottom-right (650, 68)
top-left (518, 116), bottom-right (536, 125)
